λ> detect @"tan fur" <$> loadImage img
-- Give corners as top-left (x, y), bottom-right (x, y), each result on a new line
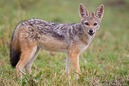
top-left (39, 35), bottom-right (68, 52)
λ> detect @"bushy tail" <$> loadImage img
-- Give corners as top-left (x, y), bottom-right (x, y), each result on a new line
top-left (10, 33), bottom-right (21, 67)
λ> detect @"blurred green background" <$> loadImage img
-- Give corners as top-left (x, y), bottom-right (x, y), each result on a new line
top-left (0, 0), bottom-right (129, 86)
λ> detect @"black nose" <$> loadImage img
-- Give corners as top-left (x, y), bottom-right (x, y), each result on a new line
top-left (89, 29), bottom-right (93, 33)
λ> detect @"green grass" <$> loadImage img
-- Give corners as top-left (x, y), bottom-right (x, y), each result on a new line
top-left (0, 0), bottom-right (129, 86)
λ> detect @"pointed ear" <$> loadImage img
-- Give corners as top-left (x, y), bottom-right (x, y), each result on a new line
top-left (79, 3), bottom-right (89, 19)
top-left (95, 4), bottom-right (104, 20)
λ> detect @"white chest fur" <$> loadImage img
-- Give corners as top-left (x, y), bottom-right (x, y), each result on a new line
top-left (80, 35), bottom-right (94, 53)
top-left (80, 45), bottom-right (88, 53)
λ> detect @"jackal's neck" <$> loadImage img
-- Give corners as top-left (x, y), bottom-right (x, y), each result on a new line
top-left (75, 23), bottom-right (93, 45)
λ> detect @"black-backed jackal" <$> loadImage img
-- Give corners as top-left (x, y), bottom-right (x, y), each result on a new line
top-left (10, 4), bottom-right (104, 79)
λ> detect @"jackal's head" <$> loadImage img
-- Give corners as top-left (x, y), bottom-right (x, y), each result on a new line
top-left (79, 4), bottom-right (104, 36)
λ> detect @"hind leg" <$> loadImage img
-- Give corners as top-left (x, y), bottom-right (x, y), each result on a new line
top-left (16, 46), bottom-right (38, 78)
top-left (25, 47), bottom-right (40, 75)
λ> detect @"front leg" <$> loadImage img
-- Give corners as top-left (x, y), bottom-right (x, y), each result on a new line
top-left (66, 55), bottom-right (70, 78)
top-left (69, 51), bottom-right (80, 76)
top-left (68, 44), bottom-right (81, 79)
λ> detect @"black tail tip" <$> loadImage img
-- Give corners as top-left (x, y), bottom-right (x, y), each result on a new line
top-left (10, 47), bottom-right (21, 67)
top-left (10, 59), bottom-right (18, 67)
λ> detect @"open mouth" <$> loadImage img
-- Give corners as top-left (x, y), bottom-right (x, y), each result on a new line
top-left (88, 32), bottom-right (94, 36)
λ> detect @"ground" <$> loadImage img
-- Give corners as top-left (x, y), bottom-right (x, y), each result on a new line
top-left (0, 0), bottom-right (129, 86)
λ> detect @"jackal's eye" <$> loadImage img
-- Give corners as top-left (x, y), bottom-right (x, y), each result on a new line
top-left (85, 22), bottom-right (89, 25)
top-left (94, 23), bottom-right (97, 26)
